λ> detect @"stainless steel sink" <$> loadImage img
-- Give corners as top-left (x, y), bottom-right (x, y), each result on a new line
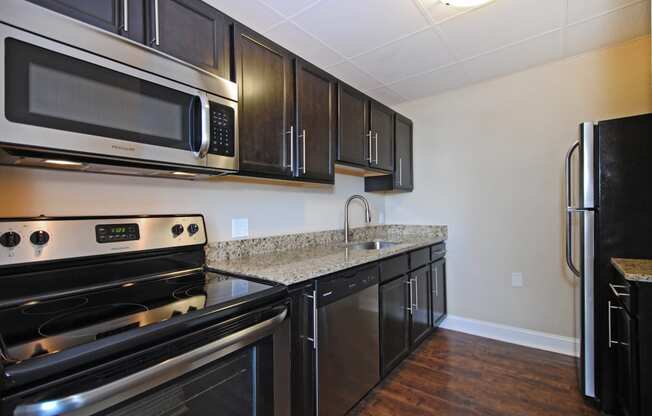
top-left (346, 241), bottom-right (398, 251)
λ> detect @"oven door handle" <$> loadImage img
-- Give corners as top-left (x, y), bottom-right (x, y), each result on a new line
top-left (13, 307), bottom-right (288, 416)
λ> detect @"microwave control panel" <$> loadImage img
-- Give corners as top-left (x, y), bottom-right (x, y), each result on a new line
top-left (209, 102), bottom-right (235, 157)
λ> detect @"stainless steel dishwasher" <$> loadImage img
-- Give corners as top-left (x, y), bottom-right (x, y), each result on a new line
top-left (315, 264), bottom-right (380, 416)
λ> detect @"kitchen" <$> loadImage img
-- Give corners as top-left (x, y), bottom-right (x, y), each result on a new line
top-left (0, 0), bottom-right (650, 415)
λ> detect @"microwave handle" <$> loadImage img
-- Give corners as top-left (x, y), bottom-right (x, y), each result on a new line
top-left (13, 307), bottom-right (288, 416)
top-left (190, 93), bottom-right (210, 159)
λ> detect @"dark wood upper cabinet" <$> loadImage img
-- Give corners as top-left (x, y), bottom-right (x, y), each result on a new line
top-left (338, 83), bottom-right (369, 167)
top-left (235, 26), bottom-right (294, 177)
top-left (364, 113), bottom-right (413, 192)
top-left (27, 0), bottom-right (146, 43)
top-left (370, 101), bottom-right (395, 172)
top-left (149, 0), bottom-right (231, 79)
top-left (295, 59), bottom-right (336, 183)
top-left (394, 114), bottom-right (414, 190)
top-left (380, 274), bottom-right (410, 376)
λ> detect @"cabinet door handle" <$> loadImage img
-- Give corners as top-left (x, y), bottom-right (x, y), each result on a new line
top-left (304, 290), bottom-right (318, 350)
top-left (367, 131), bottom-right (373, 163)
top-left (122, 0), bottom-right (129, 32)
top-left (608, 301), bottom-right (629, 348)
top-left (399, 158), bottom-right (403, 186)
top-left (151, 0), bottom-right (160, 46)
top-left (374, 132), bottom-right (379, 165)
top-left (285, 126), bottom-right (294, 169)
top-left (435, 267), bottom-right (438, 297)
top-left (299, 129), bottom-right (306, 174)
top-left (405, 278), bottom-right (413, 314)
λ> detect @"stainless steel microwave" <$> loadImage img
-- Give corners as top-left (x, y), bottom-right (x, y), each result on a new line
top-left (0, 0), bottom-right (238, 179)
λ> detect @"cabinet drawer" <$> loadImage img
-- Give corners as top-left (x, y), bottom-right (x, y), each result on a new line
top-left (431, 243), bottom-right (446, 260)
top-left (379, 254), bottom-right (409, 283)
top-left (611, 269), bottom-right (635, 316)
top-left (410, 248), bottom-right (430, 270)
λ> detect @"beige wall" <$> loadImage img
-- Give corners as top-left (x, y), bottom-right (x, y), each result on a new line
top-left (388, 36), bottom-right (652, 338)
top-left (0, 168), bottom-right (385, 241)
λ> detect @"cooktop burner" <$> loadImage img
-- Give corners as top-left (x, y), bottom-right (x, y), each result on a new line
top-left (0, 272), bottom-right (274, 362)
top-left (21, 296), bottom-right (89, 315)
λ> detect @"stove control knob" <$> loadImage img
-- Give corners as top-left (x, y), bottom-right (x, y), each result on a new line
top-left (30, 230), bottom-right (50, 246)
top-left (171, 224), bottom-right (184, 237)
top-left (187, 223), bottom-right (199, 236)
top-left (0, 231), bottom-right (21, 248)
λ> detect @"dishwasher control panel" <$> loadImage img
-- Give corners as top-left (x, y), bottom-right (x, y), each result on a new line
top-left (316, 264), bottom-right (379, 307)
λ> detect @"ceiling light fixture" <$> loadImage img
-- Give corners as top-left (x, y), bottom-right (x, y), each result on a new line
top-left (171, 171), bottom-right (197, 177)
top-left (43, 159), bottom-right (83, 166)
top-left (441, 0), bottom-right (494, 8)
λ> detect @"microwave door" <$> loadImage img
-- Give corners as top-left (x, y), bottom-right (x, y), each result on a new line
top-left (0, 24), bottom-right (209, 169)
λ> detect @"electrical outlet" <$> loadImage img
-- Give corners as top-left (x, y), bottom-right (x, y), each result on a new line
top-left (231, 218), bottom-right (249, 239)
top-left (511, 272), bottom-right (524, 288)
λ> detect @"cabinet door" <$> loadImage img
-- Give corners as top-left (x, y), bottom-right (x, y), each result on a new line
top-left (410, 266), bottom-right (431, 346)
top-left (289, 284), bottom-right (316, 416)
top-left (295, 60), bottom-right (336, 183)
top-left (150, 0), bottom-right (230, 78)
top-left (613, 302), bottom-right (639, 416)
top-left (370, 101), bottom-right (395, 172)
top-left (431, 259), bottom-right (447, 327)
top-left (394, 114), bottom-right (413, 190)
top-left (28, 0), bottom-right (145, 42)
top-left (380, 275), bottom-right (410, 376)
top-left (235, 27), bottom-right (294, 177)
top-left (338, 84), bottom-right (369, 167)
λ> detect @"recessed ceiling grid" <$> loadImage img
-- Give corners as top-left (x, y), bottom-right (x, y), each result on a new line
top-left (205, 0), bottom-right (651, 104)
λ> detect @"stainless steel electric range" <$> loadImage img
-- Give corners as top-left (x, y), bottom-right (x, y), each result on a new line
top-left (0, 215), bottom-right (290, 416)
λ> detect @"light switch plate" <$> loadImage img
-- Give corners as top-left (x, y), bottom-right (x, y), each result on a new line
top-left (231, 218), bottom-right (249, 239)
top-left (511, 272), bottom-right (524, 288)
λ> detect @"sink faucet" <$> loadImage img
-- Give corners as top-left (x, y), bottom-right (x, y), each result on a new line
top-left (344, 195), bottom-right (372, 245)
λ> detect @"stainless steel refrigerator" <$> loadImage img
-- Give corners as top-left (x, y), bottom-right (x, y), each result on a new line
top-left (564, 113), bottom-right (652, 411)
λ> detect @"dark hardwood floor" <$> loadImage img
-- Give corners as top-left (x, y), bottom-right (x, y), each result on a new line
top-left (349, 329), bottom-right (601, 416)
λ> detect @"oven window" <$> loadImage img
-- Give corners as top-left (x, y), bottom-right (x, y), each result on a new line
top-left (5, 38), bottom-right (194, 150)
top-left (97, 338), bottom-right (275, 416)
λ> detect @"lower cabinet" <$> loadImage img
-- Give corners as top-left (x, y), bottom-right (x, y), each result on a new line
top-left (379, 274), bottom-right (410, 376)
top-left (431, 258), bottom-right (447, 326)
top-left (410, 266), bottom-right (431, 346)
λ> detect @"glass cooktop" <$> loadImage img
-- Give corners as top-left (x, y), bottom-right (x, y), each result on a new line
top-left (0, 272), bottom-right (275, 362)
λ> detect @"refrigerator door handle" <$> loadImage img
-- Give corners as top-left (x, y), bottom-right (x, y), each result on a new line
top-left (565, 140), bottom-right (581, 277)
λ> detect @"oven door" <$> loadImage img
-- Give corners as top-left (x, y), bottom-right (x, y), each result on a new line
top-left (8, 305), bottom-right (290, 416)
top-left (0, 23), bottom-right (236, 171)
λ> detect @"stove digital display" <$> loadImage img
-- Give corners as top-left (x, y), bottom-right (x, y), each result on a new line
top-left (96, 223), bottom-right (140, 243)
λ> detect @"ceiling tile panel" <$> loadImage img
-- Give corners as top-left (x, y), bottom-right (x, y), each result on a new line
top-left (204, 0), bottom-right (284, 33)
top-left (462, 30), bottom-right (563, 84)
top-left (565, 1), bottom-right (650, 56)
top-left (326, 61), bottom-right (383, 91)
top-left (367, 86), bottom-right (405, 106)
top-left (351, 28), bottom-right (453, 84)
top-left (259, 0), bottom-right (319, 17)
top-left (389, 63), bottom-right (470, 100)
top-left (567, 0), bottom-right (638, 25)
top-left (265, 22), bottom-right (343, 67)
top-left (292, 0), bottom-right (430, 58)
top-left (438, 0), bottom-right (565, 59)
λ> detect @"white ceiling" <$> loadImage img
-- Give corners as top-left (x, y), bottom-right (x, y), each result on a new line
top-left (206, 0), bottom-right (651, 105)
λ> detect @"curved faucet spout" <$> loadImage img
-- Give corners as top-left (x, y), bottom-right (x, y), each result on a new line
top-left (344, 195), bottom-right (372, 245)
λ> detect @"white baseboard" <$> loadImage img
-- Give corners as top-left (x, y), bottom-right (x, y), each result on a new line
top-left (439, 315), bottom-right (579, 357)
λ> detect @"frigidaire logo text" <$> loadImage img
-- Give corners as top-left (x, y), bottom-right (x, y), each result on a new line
top-left (111, 144), bottom-right (136, 152)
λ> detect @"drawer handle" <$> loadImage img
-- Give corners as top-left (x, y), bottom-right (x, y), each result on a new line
top-left (608, 301), bottom-right (629, 348)
top-left (609, 283), bottom-right (630, 297)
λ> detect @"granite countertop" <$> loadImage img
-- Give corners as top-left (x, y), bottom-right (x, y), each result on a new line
top-left (206, 225), bottom-right (447, 286)
top-left (611, 258), bottom-right (652, 283)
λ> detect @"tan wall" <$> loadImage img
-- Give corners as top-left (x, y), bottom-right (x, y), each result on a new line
top-left (0, 168), bottom-right (385, 241)
top-left (388, 36), bottom-right (652, 337)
